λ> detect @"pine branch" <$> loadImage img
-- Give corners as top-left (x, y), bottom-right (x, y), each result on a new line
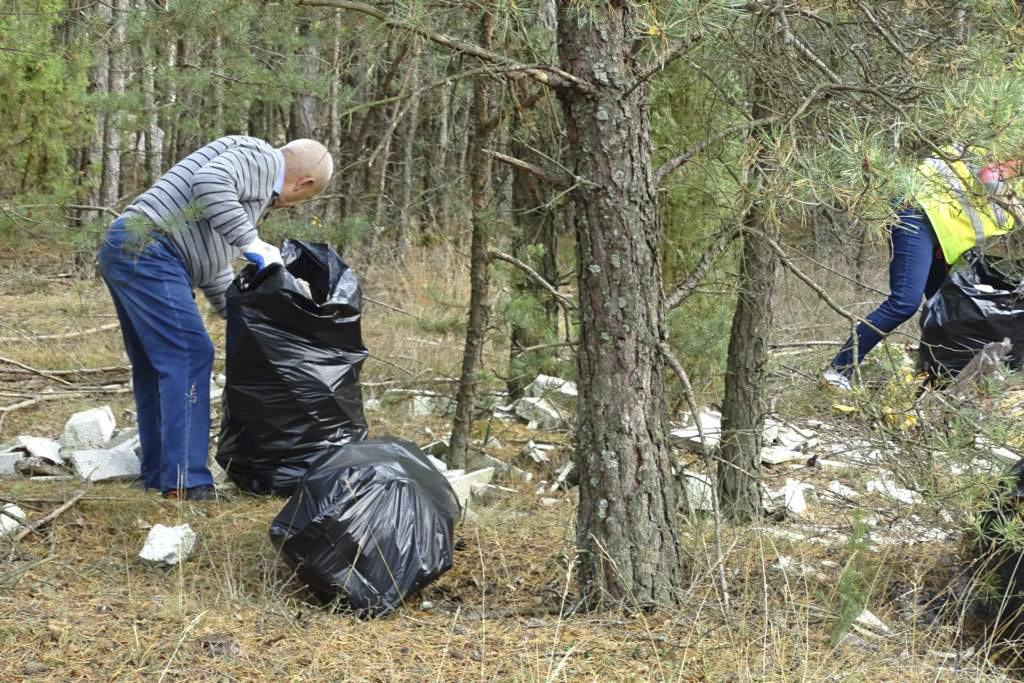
top-left (664, 226), bottom-right (739, 311)
top-left (296, 0), bottom-right (594, 93)
top-left (484, 149), bottom-right (571, 189)
top-left (487, 247), bottom-right (576, 312)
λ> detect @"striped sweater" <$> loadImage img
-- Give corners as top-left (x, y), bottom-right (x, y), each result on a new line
top-left (122, 135), bottom-right (284, 317)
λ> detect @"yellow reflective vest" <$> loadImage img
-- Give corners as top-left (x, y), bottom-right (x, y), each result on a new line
top-left (916, 148), bottom-right (1015, 265)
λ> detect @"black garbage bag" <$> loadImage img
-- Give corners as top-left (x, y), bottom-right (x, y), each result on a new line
top-left (919, 253), bottom-right (1024, 380)
top-left (216, 240), bottom-right (368, 496)
top-left (269, 437), bottom-right (460, 617)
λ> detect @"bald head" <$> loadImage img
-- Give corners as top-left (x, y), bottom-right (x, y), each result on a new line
top-left (274, 139), bottom-right (334, 207)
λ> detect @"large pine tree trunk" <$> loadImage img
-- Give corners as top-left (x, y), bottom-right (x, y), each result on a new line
top-left (556, 1), bottom-right (684, 609)
top-left (448, 15), bottom-right (495, 469)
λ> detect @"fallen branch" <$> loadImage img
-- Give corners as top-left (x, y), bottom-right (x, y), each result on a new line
top-left (488, 247), bottom-right (576, 312)
top-left (0, 364), bottom-right (130, 377)
top-left (0, 356), bottom-right (75, 387)
top-left (363, 295), bottom-right (424, 321)
top-left (0, 385), bottom-right (132, 413)
top-left (0, 323), bottom-right (120, 343)
top-left (12, 483), bottom-right (89, 543)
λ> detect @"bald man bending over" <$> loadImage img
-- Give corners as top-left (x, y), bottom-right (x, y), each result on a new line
top-left (98, 136), bottom-right (333, 501)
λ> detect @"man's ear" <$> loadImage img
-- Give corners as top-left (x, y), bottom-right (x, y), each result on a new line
top-left (297, 175), bottom-right (316, 189)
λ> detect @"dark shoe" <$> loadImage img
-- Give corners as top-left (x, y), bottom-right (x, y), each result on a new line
top-left (162, 485), bottom-right (230, 502)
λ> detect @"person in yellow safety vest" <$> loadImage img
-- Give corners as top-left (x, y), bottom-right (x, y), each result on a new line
top-left (822, 146), bottom-right (1022, 390)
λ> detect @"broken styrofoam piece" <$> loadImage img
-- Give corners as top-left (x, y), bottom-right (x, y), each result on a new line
top-left (539, 497), bottom-right (559, 507)
top-left (62, 406), bottom-right (116, 449)
top-left (815, 459), bottom-right (848, 471)
top-left (762, 419), bottom-right (781, 446)
top-left (520, 440), bottom-right (556, 465)
top-left (680, 471), bottom-right (714, 513)
top-left (7, 436), bottom-right (63, 465)
top-left (513, 397), bottom-right (566, 431)
top-left (68, 447), bottom-right (141, 482)
top-left (826, 481), bottom-right (859, 499)
top-left (866, 478), bottom-right (922, 505)
top-left (670, 410), bottom-right (722, 451)
top-left (444, 467), bottom-right (496, 512)
top-left (139, 524), bottom-right (196, 565)
top-left (853, 608), bottom-right (891, 636)
top-left (776, 428), bottom-right (812, 450)
top-left (15, 457), bottom-right (68, 478)
top-left (771, 479), bottom-right (811, 516)
top-left (525, 375), bottom-right (578, 410)
top-left (761, 446), bottom-right (808, 466)
top-left (0, 503), bottom-right (26, 537)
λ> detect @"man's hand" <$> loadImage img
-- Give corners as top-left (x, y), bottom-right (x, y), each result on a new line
top-left (241, 238), bottom-right (283, 271)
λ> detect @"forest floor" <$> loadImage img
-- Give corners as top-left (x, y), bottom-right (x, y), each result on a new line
top-left (1, 246), bottom-right (1022, 681)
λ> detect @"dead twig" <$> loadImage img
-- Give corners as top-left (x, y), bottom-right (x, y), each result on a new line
top-left (0, 356), bottom-right (76, 387)
top-left (0, 323), bottom-right (119, 343)
top-left (12, 483), bottom-right (89, 543)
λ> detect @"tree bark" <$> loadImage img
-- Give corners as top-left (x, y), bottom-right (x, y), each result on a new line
top-left (397, 41), bottom-right (423, 255)
top-left (100, 0), bottom-right (126, 207)
top-left (506, 0), bottom-right (560, 399)
top-left (717, 38), bottom-right (777, 523)
top-left (448, 15), bottom-right (496, 469)
top-left (290, 20), bottom-right (318, 139)
top-left (556, 1), bottom-right (684, 609)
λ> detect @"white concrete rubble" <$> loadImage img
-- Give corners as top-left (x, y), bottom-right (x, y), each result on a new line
top-left (525, 375), bottom-right (578, 410)
top-left (445, 467), bottom-right (495, 512)
top-left (853, 609), bottom-right (890, 636)
top-left (771, 479), bottom-right (812, 516)
top-left (520, 440), bottom-right (556, 464)
top-left (0, 452), bottom-right (21, 477)
top-left (139, 524), bottom-right (197, 565)
top-left (68, 446), bottom-right (141, 482)
top-left (866, 478), bottom-right (921, 505)
top-left (670, 410), bottom-right (722, 450)
top-left (761, 446), bottom-right (807, 466)
top-left (426, 454), bottom-right (448, 472)
top-left (0, 503), bottom-right (26, 537)
top-left (549, 462), bottom-right (574, 493)
top-left (421, 437), bottom-right (451, 457)
top-left (62, 406), bottom-right (116, 449)
top-left (513, 397), bottom-right (566, 431)
top-left (680, 471), bottom-right (714, 513)
top-left (8, 436), bottom-right (63, 465)
top-left (815, 459), bottom-right (849, 471)
top-left (826, 481), bottom-right (859, 499)
top-left (539, 497), bottom-right (559, 507)
top-left (405, 391), bottom-right (452, 417)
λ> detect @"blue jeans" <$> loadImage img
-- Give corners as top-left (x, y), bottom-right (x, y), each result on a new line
top-left (831, 207), bottom-right (948, 373)
top-left (98, 219), bottom-right (215, 492)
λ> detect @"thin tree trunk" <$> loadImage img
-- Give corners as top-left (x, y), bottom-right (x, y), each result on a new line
top-left (327, 11), bottom-right (342, 223)
top-left (87, 0), bottom-right (111, 219)
top-left (100, 0), bottom-right (126, 207)
top-left (717, 32), bottom-right (777, 523)
top-left (448, 15), bottom-right (496, 469)
top-left (397, 41), bottom-right (423, 255)
top-left (212, 33), bottom-right (225, 135)
top-left (431, 80), bottom-right (452, 228)
top-left (506, 0), bottom-right (559, 399)
top-left (290, 21), bottom-right (317, 139)
top-left (556, 1), bottom-right (684, 609)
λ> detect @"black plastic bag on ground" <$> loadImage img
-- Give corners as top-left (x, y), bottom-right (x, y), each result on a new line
top-left (216, 240), bottom-right (368, 496)
top-left (919, 253), bottom-right (1024, 380)
top-left (269, 437), bottom-right (460, 617)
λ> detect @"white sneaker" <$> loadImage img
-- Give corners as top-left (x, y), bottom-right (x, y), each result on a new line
top-left (821, 368), bottom-right (853, 391)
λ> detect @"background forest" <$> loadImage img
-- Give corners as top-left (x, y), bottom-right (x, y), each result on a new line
top-left (6, 1), bottom-right (1024, 680)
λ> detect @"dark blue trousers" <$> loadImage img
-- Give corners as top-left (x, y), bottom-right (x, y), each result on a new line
top-left (98, 219), bottom-right (214, 492)
top-left (831, 207), bottom-right (948, 373)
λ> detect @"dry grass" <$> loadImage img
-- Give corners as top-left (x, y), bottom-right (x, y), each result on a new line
top-left (0, 243), bottom-right (1019, 681)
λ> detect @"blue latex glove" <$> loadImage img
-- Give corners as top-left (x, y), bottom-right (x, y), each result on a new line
top-left (241, 238), bottom-right (283, 271)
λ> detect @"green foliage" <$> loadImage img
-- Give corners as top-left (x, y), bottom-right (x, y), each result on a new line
top-left (829, 513), bottom-right (873, 647)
